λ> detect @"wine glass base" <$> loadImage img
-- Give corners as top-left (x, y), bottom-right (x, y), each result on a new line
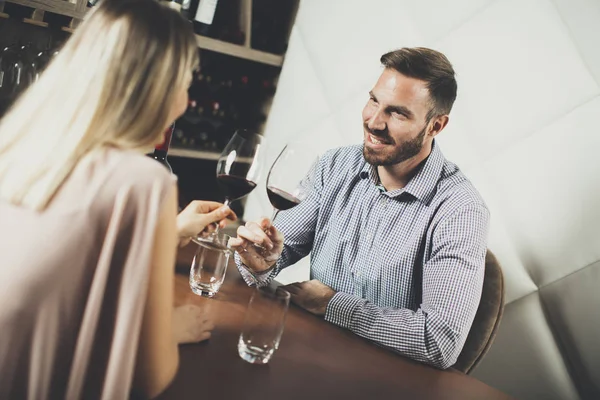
top-left (190, 285), bottom-right (218, 298)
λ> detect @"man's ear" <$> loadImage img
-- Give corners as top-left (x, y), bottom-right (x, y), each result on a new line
top-left (428, 115), bottom-right (449, 138)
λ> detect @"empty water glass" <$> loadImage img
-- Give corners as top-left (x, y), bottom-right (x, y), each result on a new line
top-left (189, 232), bottom-right (231, 297)
top-left (238, 287), bottom-right (290, 364)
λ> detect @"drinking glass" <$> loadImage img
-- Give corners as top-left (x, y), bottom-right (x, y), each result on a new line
top-left (189, 232), bottom-right (232, 297)
top-left (238, 286), bottom-right (290, 364)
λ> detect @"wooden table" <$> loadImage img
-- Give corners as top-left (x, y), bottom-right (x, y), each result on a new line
top-left (158, 248), bottom-right (512, 400)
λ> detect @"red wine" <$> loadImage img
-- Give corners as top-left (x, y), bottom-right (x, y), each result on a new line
top-left (216, 174), bottom-right (257, 201)
top-left (267, 186), bottom-right (301, 211)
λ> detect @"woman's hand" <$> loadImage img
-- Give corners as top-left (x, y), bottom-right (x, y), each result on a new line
top-left (172, 304), bottom-right (214, 344)
top-left (176, 200), bottom-right (237, 247)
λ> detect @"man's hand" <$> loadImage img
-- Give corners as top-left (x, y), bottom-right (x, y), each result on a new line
top-left (228, 218), bottom-right (284, 273)
top-left (283, 280), bottom-right (336, 316)
top-left (177, 201), bottom-right (237, 247)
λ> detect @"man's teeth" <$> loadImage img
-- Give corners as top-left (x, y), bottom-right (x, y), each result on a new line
top-left (371, 134), bottom-right (383, 144)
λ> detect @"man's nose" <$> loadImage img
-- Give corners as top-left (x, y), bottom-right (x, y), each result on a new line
top-left (367, 108), bottom-right (386, 132)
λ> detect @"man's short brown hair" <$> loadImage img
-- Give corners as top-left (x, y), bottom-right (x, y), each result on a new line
top-left (380, 47), bottom-right (457, 121)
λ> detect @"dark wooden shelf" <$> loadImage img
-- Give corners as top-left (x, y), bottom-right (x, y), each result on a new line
top-left (4, 0), bottom-right (86, 19)
top-left (169, 148), bottom-right (221, 161)
top-left (195, 34), bottom-right (283, 67)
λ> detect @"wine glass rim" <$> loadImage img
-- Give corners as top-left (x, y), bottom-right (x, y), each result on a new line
top-left (191, 233), bottom-right (232, 252)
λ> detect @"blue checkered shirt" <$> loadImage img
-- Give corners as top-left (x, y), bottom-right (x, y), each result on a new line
top-left (236, 141), bottom-right (490, 369)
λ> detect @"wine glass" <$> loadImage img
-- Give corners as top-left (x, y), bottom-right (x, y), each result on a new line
top-left (241, 142), bottom-right (319, 284)
top-left (193, 129), bottom-right (264, 244)
top-left (265, 142), bottom-right (320, 222)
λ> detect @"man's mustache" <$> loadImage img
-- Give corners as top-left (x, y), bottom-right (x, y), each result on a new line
top-left (364, 124), bottom-right (393, 144)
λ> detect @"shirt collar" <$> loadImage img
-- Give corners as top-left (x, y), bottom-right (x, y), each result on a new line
top-left (359, 140), bottom-right (445, 205)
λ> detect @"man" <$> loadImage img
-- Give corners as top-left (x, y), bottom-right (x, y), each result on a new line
top-left (229, 47), bottom-right (490, 370)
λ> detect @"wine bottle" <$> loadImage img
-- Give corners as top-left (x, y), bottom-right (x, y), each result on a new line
top-left (181, 0), bottom-right (192, 19)
top-left (251, 0), bottom-right (292, 54)
top-left (213, 0), bottom-right (245, 44)
top-left (161, 0), bottom-right (183, 12)
top-left (153, 123), bottom-right (175, 173)
top-left (193, 0), bottom-right (219, 36)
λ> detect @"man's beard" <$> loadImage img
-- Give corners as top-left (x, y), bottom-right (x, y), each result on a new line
top-left (363, 124), bottom-right (427, 166)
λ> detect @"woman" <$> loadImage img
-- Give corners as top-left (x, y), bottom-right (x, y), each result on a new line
top-left (0, 0), bottom-right (235, 398)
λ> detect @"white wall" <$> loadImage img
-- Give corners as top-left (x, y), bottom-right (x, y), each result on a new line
top-left (244, 1), bottom-right (600, 398)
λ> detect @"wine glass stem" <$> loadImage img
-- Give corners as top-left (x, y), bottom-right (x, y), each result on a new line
top-left (271, 208), bottom-right (279, 222)
top-left (213, 198), bottom-right (231, 236)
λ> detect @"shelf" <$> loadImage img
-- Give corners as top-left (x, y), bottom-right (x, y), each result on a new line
top-left (169, 148), bottom-right (255, 164)
top-left (195, 35), bottom-right (284, 67)
top-left (3, 1), bottom-right (286, 67)
top-left (4, 0), bottom-right (86, 19)
top-left (169, 147), bottom-right (221, 161)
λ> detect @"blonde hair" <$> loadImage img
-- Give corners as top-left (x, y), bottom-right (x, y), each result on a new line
top-left (0, 0), bottom-right (198, 210)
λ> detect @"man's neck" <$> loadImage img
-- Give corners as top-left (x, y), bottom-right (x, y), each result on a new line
top-left (377, 143), bottom-right (433, 191)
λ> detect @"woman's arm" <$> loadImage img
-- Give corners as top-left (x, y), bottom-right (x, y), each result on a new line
top-left (132, 185), bottom-right (179, 398)
top-left (132, 190), bottom-right (231, 398)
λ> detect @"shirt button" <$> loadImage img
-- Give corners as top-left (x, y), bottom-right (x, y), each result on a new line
top-left (366, 233), bottom-right (372, 240)
top-left (379, 198), bottom-right (387, 206)
top-left (356, 271), bottom-right (362, 277)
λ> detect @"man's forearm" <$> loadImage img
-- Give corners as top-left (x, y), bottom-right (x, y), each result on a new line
top-left (325, 293), bottom-right (467, 369)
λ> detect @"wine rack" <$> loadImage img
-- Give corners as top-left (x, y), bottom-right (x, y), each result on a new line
top-left (1, 0), bottom-right (299, 160)
top-left (2, 0), bottom-right (296, 62)
top-left (1, 0), bottom-right (85, 31)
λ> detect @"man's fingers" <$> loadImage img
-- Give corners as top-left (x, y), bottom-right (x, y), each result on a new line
top-left (238, 224), bottom-right (273, 249)
top-left (283, 283), bottom-right (301, 294)
top-left (288, 292), bottom-right (302, 308)
top-left (237, 225), bottom-right (260, 242)
top-left (267, 225), bottom-right (284, 243)
top-left (254, 219), bottom-right (283, 244)
top-left (258, 217), bottom-right (270, 226)
top-left (202, 319), bottom-right (215, 331)
top-left (228, 236), bottom-right (246, 249)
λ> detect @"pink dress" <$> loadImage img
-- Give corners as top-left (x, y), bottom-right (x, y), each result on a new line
top-left (0, 148), bottom-right (176, 399)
